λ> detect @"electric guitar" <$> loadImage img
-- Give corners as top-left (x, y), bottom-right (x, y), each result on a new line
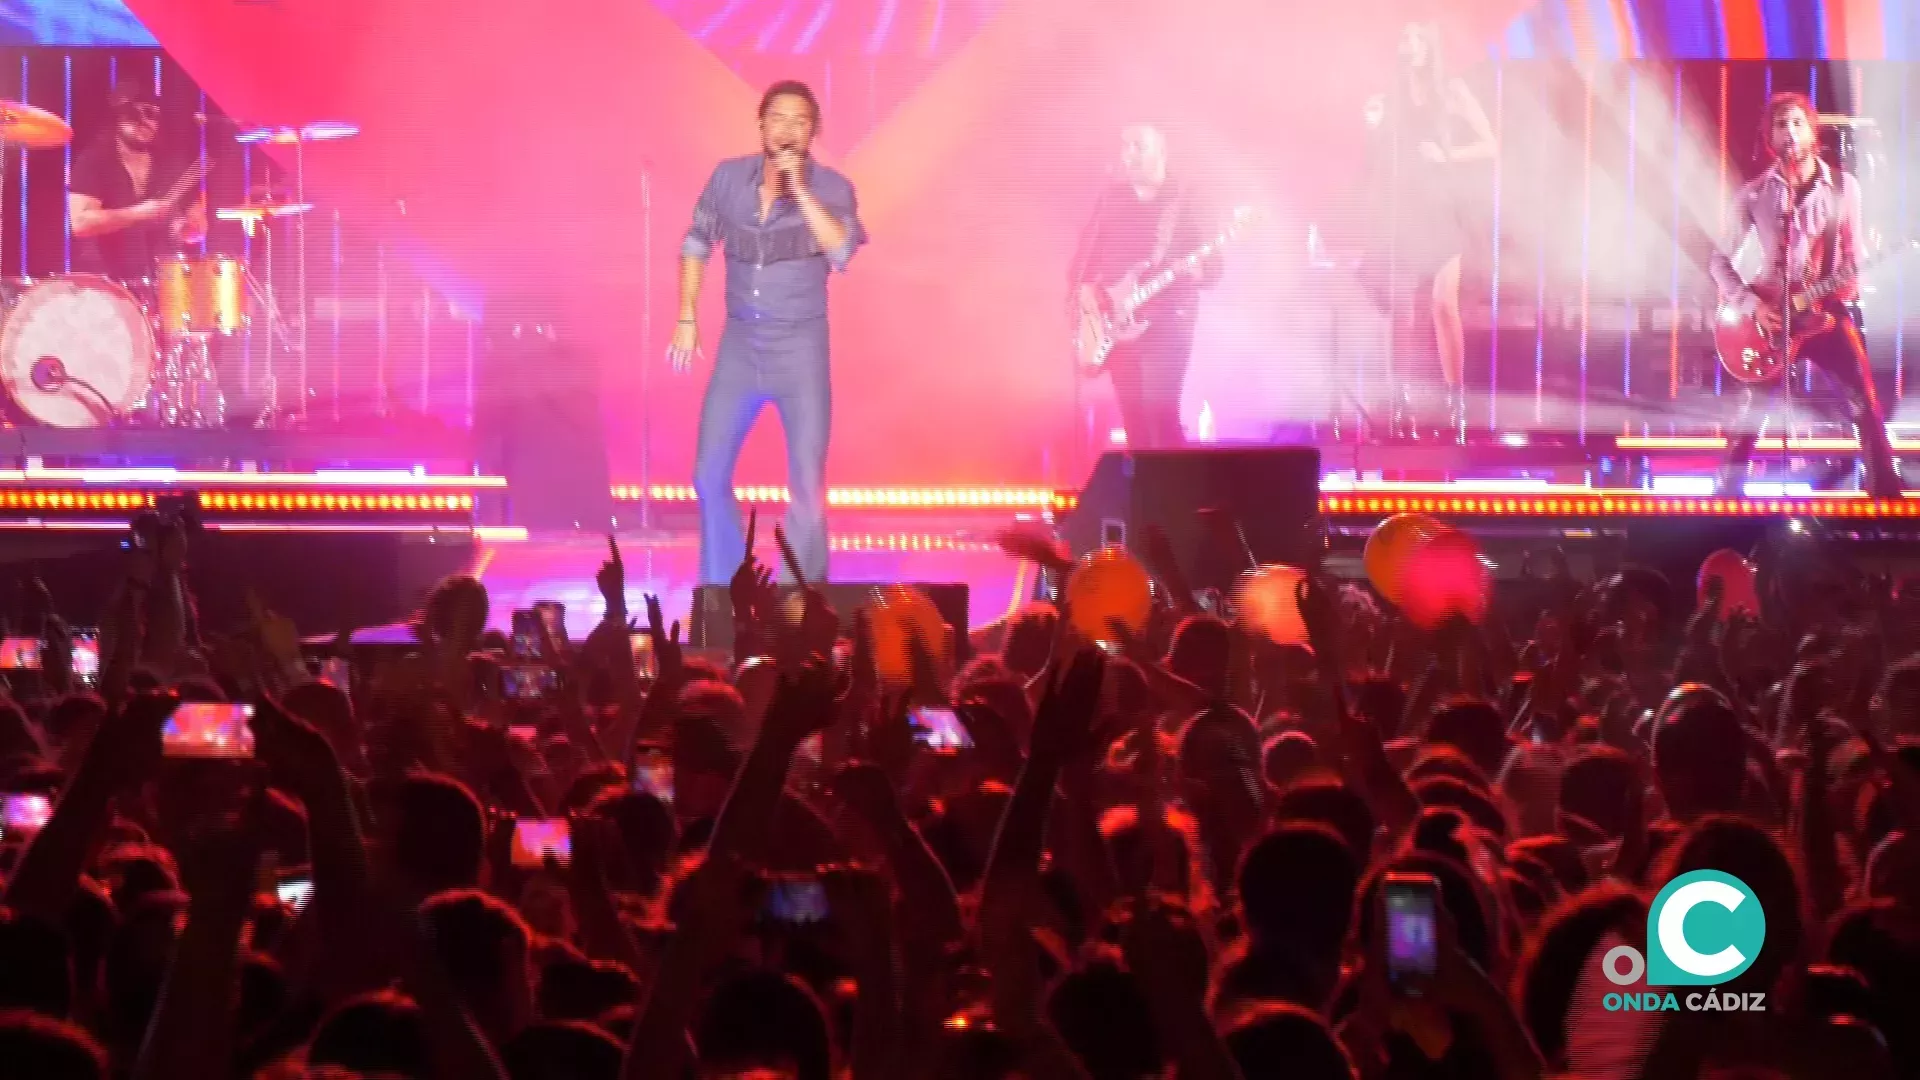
top-left (1074, 206), bottom-right (1261, 375)
top-left (1714, 238), bottom-right (1918, 384)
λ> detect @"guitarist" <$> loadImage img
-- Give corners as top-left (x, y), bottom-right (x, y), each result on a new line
top-left (68, 80), bottom-right (206, 282)
top-left (1068, 123), bottom-right (1222, 450)
top-left (1708, 91), bottom-right (1901, 499)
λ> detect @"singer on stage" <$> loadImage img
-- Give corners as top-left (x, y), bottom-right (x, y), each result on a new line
top-left (668, 80), bottom-right (867, 585)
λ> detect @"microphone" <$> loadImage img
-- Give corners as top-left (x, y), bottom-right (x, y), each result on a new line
top-left (32, 356), bottom-right (117, 424)
top-left (31, 357), bottom-right (65, 393)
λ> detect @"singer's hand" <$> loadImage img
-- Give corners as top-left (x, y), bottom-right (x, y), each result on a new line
top-left (667, 321), bottom-right (699, 374)
top-left (776, 149), bottom-right (808, 195)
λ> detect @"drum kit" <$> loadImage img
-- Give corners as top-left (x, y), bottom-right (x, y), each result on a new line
top-left (0, 99), bottom-right (355, 431)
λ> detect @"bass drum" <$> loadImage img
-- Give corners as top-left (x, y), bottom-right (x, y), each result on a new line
top-left (0, 275), bottom-right (154, 428)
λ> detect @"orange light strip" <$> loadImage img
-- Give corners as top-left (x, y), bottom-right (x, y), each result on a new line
top-left (1320, 492), bottom-right (1920, 518)
top-left (196, 492), bottom-right (474, 513)
top-left (0, 522), bottom-right (524, 538)
top-left (828, 534), bottom-right (1001, 553)
top-left (6, 469), bottom-right (506, 489)
top-left (616, 484), bottom-right (1060, 509)
top-left (0, 490), bottom-right (473, 513)
top-left (0, 491), bottom-right (156, 512)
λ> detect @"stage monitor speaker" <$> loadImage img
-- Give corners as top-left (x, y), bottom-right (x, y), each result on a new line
top-left (1064, 447), bottom-right (1322, 596)
top-left (689, 582), bottom-right (972, 658)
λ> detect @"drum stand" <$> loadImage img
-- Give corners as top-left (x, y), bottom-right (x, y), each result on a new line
top-left (243, 217), bottom-right (300, 428)
top-left (148, 332), bottom-right (225, 429)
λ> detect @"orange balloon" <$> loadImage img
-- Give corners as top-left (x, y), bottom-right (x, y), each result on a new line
top-left (1363, 513), bottom-right (1443, 604)
top-left (1398, 525), bottom-right (1491, 629)
top-left (1697, 549), bottom-right (1760, 618)
top-left (1236, 564), bottom-right (1309, 647)
top-left (865, 584), bottom-right (949, 686)
top-left (1065, 546), bottom-right (1153, 644)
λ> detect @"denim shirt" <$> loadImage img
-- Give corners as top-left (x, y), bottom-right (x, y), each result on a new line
top-left (681, 154), bottom-right (866, 323)
top-left (1710, 157), bottom-right (1860, 312)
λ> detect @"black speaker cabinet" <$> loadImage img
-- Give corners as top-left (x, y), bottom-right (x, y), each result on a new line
top-left (1064, 447), bottom-right (1322, 595)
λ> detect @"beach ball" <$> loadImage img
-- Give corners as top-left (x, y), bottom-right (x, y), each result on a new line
top-left (866, 584), bottom-right (949, 685)
top-left (1065, 546), bottom-right (1153, 644)
top-left (1697, 548), bottom-right (1760, 618)
top-left (1364, 513), bottom-right (1444, 604)
top-left (1236, 564), bottom-right (1310, 647)
top-left (1399, 525), bottom-right (1492, 629)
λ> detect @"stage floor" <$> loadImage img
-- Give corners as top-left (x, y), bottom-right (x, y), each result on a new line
top-left (474, 529), bottom-right (1031, 640)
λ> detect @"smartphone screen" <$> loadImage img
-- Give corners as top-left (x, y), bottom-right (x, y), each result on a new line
top-left (1383, 873), bottom-right (1440, 994)
top-left (762, 878), bottom-right (830, 925)
top-left (629, 633), bottom-right (656, 679)
top-left (276, 876), bottom-right (314, 912)
top-left (71, 634), bottom-right (101, 687)
top-left (632, 752), bottom-right (674, 803)
top-left (0, 637), bottom-right (41, 670)
top-left (162, 703), bottom-right (257, 759)
top-left (533, 602), bottom-right (566, 644)
top-left (319, 657), bottom-right (351, 693)
top-left (508, 725), bottom-right (538, 744)
top-left (0, 792), bottom-right (53, 841)
top-left (910, 706), bottom-right (973, 750)
top-left (511, 819), bottom-right (572, 868)
top-left (501, 666), bottom-right (559, 702)
top-left (509, 610), bottom-right (541, 661)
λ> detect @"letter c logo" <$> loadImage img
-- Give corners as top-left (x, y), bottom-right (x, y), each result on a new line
top-left (1657, 879), bottom-right (1748, 979)
top-left (1645, 870), bottom-right (1766, 987)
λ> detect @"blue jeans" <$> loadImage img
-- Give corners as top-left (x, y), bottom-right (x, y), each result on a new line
top-left (694, 316), bottom-right (832, 585)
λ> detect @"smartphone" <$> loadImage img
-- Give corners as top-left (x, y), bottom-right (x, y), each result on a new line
top-left (511, 818), bottom-right (571, 868)
top-left (162, 703), bottom-right (257, 759)
top-left (507, 725), bottom-right (538, 744)
top-left (910, 706), bottom-right (973, 751)
top-left (319, 656), bottom-right (352, 693)
top-left (629, 633), bottom-right (656, 679)
top-left (762, 877), bottom-right (830, 926)
top-left (1382, 873), bottom-right (1440, 995)
top-left (509, 610), bottom-right (542, 660)
top-left (632, 750), bottom-right (674, 803)
top-left (276, 875), bottom-right (314, 912)
top-left (70, 632), bottom-right (101, 688)
top-left (501, 665), bottom-right (560, 702)
top-left (0, 637), bottom-right (41, 670)
top-left (533, 602), bottom-right (566, 645)
top-left (0, 792), bottom-right (53, 841)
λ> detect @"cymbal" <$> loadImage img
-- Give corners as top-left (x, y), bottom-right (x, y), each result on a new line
top-left (214, 201), bottom-right (313, 222)
top-left (0, 100), bottom-right (72, 148)
top-left (235, 121), bottom-right (359, 146)
top-left (1819, 113), bottom-right (1878, 128)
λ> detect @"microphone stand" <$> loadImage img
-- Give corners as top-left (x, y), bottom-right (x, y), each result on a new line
top-left (1777, 178), bottom-right (1799, 477)
top-left (639, 163), bottom-right (652, 533)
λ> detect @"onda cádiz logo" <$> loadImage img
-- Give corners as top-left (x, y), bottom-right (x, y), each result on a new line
top-left (1601, 870), bottom-right (1769, 1013)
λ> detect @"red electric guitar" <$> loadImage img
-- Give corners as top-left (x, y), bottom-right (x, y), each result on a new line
top-left (1714, 238), bottom-right (1917, 384)
top-left (1074, 206), bottom-right (1262, 375)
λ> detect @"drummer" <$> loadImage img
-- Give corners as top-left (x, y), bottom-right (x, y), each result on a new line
top-left (68, 80), bottom-right (205, 282)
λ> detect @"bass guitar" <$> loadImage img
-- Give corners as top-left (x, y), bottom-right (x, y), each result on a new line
top-left (1714, 238), bottom-right (1917, 384)
top-left (1075, 205), bottom-right (1261, 375)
